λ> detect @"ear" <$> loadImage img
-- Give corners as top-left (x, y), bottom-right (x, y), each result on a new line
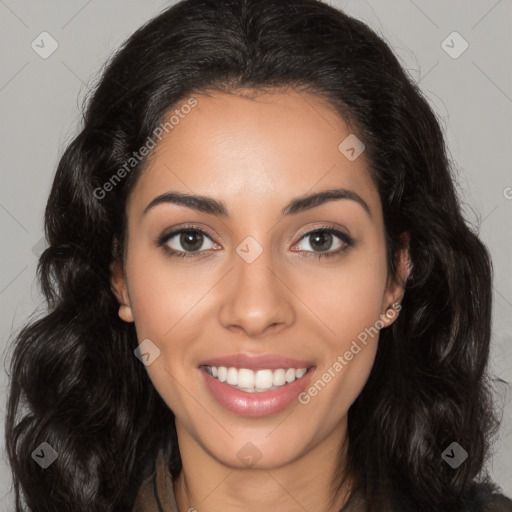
top-left (380, 232), bottom-right (412, 328)
top-left (110, 258), bottom-right (134, 323)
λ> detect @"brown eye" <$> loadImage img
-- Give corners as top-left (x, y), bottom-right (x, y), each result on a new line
top-left (292, 227), bottom-right (354, 260)
top-left (157, 227), bottom-right (217, 258)
top-left (176, 231), bottom-right (205, 252)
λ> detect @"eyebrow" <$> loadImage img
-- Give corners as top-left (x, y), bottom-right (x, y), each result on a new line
top-left (142, 187), bottom-right (371, 219)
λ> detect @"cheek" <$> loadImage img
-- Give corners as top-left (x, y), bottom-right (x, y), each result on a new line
top-left (300, 323), bottom-right (380, 425)
top-left (319, 342), bottom-right (378, 425)
top-left (126, 243), bottom-right (215, 342)
top-left (124, 246), bottom-right (222, 403)
top-left (296, 247), bottom-right (386, 408)
top-left (125, 255), bottom-right (203, 414)
top-left (296, 248), bottom-right (388, 343)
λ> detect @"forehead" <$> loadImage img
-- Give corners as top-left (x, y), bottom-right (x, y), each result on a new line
top-left (127, 89), bottom-right (380, 221)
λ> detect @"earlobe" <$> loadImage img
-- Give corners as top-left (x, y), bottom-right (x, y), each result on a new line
top-left (381, 232), bottom-right (412, 327)
top-left (380, 301), bottom-right (402, 328)
top-left (118, 304), bottom-right (134, 323)
top-left (109, 259), bottom-right (134, 323)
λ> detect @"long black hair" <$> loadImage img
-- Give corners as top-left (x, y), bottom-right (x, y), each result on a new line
top-left (4, 0), bottom-right (504, 510)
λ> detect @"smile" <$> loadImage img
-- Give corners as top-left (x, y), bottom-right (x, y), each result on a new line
top-left (205, 366), bottom-right (309, 392)
top-left (199, 353), bottom-right (316, 417)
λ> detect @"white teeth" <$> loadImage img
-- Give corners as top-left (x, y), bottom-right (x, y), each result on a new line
top-left (295, 368), bottom-right (307, 378)
top-left (226, 367), bottom-right (238, 385)
top-left (273, 369), bottom-right (286, 386)
top-left (238, 368), bottom-right (255, 388)
top-left (254, 369), bottom-right (273, 390)
top-left (206, 365), bottom-right (309, 392)
top-left (285, 368), bottom-right (296, 383)
top-left (217, 366), bottom-right (227, 383)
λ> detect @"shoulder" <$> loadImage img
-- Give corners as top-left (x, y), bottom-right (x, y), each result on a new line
top-left (463, 483), bottom-right (512, 512)
top-left (476, 492), bottom-right (512, 512)
top-left (386, 482), bottom-right (512, 512)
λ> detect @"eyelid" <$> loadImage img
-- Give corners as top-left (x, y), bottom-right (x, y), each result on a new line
top-left (295, 223), bottom-right (351, 241)
top-left (157, 223), bottom-right (217, 244)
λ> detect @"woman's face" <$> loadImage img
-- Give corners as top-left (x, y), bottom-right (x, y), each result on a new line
top-left (111, 89), bottom-right (407, 470)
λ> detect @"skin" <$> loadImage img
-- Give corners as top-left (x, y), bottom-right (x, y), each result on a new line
top-left (111, 89), bottom-right (410, 512)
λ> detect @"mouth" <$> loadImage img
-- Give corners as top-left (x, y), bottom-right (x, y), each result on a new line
top-left (198, 354), bottom-right (316, 417)
top-left (203, 365), bottom-right (311, 392)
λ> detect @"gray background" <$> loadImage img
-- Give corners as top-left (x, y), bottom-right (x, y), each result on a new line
top-left (1, 0), bottom-right (511, 508)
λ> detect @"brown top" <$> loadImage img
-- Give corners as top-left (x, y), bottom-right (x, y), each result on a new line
top-left (132, 449), bottom-right (512, 512)
top-left (132, 448), bottom-right (180, 512)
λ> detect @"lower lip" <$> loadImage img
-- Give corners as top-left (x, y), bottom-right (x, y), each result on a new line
top-left (201, 367), bottom-right (315, 417)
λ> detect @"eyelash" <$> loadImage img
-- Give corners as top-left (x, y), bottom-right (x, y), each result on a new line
top-left (156, 224), bottom-right (354, 261)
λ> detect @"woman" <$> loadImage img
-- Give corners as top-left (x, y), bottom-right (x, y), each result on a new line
top-left (5, 0), bottom-right (511, 510)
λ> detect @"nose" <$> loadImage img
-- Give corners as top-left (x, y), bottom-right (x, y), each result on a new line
top-left (218, 246), bottom-right (295, 339)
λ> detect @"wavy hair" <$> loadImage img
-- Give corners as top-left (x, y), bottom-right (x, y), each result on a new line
top-left (4, 0), bottom-right (503, 510)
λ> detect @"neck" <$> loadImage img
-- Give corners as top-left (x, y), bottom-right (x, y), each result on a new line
top-left (173, 419), bottom-right (353, 512)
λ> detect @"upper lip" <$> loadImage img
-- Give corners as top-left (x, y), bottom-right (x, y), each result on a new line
top-left (199, 353), bottom-right (315, 371)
